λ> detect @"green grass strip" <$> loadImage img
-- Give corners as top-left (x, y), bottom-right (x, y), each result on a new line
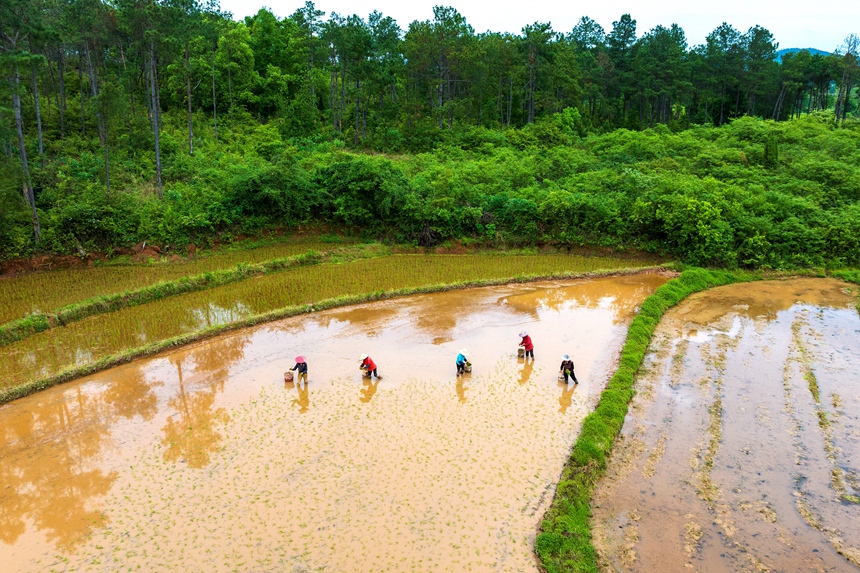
top-left (534, 267), bottom-right (760, 573)
top-left (0, 244), bottom-right (390, 348)
top-left (0, 265), bottom-right (668, 405)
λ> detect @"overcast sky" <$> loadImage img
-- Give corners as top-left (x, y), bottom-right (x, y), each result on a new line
top-left (219, 0), bottom-right (857, 52)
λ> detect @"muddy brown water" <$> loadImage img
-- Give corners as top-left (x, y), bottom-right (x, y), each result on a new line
top-left (593, 278), bottom-right (860, 573)
top-left (0, 274), bottom-right (665, 572)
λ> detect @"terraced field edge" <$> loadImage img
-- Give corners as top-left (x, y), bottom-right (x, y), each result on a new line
top-left (532, 267), bottom-right (848, 573)
top-left (0, 244), bottom-right (390, 348)
top-left (0, 265), bottom-right (669, 406)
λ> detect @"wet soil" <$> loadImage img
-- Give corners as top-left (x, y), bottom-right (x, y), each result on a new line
top-left (593, 278), bottom-right (860, 573)
top-left (0, 274), bottom-right (665, 572)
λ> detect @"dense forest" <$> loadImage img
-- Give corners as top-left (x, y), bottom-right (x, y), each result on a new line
top-left (1, 0), bottom-right (859, 267)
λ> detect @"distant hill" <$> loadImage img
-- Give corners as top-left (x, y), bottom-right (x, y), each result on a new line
top-left (776, 48), bottom-right (831, 62)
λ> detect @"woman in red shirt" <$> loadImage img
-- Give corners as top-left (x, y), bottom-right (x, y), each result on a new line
top-left (519, 331), bottom-right (534, 359)
top-left (359, 354), bottom-right (381, 378)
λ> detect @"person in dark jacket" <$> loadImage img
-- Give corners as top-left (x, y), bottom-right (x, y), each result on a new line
top-left (559, 354), bottom-right (578, 384)
top-left (291, 356), bottom-right (308, 384)
top-left (519, 331), bottom-right (534, 359)
top-left (359, 354), bottom-right (381, 378)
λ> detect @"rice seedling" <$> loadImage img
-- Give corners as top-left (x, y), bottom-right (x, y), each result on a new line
top-left (0, 244), bottom-right (388, 347)
top-left (0, 241), bottom-right (336, 324)
top-left (0, 253), bottom-right (655, 401)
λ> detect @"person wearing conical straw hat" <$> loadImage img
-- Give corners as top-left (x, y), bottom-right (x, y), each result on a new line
top-left (519, 331), bottom-right (534, 359)
top-left (456, 348), bottom-right (469, 376)
top-left (291, 355), bottom-right (308, 384)
top-left (559, 354), bottom-right (578, 384)
top-left (359, 353), bottom-right (381, 379)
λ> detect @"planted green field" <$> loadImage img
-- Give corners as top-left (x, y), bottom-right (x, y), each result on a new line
top-left (0, 241), bottom-right (336, 323)
top-left (0, 253), bottom-right (650, 394)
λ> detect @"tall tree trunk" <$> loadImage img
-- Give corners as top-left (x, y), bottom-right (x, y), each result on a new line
top-left (506, 76), bottom-right (513, 127)
top-left (85, 42), bottom-right (105, 146)
top-left (772, 84), bottom-right (786, 120)
top-left (329, 65), bottom-right (336, 131)
top-left (211, 47), bottom-right (218, 140)
top-left (226, 44), bottom-right (233, 129)
top-left (437, 65), bottom-right (444, 129)
top-left (149, 41), bottom-right (163, 198)
top-left (85, 41), bottom-right (109, 191)
top-left (340, 66), bottom-right (346, 132)
top-left (31, 67), bottom-right (44, 167)
top-left (186, 42), bottom-right (193, 155)
top-left (12, 66), bottom-right (41, 242)
top-left (309, 43), bottom-right (315, 101)
top-left (58, 46), bottom-right (66, 137)
top-left (354, 79), bottom-right (360, 145)
top-left (78, 56), bottom-right (86, 136)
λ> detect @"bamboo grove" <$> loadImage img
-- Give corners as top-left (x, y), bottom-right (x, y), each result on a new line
top-left (1, 1), bottom-right (859, 264)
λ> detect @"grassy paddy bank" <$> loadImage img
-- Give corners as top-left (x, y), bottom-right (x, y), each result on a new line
top-left (533, 266), bottom-right (860, 573)
top-left (0, 240), bottom-right (341, 324)
top-left (0, 254), bottom-right (659, 404)
top-left (0, 244), bottom-right (388, 347)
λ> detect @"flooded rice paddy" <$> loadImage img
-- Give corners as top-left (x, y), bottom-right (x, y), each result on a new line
top-left (0, 273), bottom-right (665, 572)
top-left (593, 278), bottom-right (860, 573)
top-left (0, 241), bottom-right (336, 324)
top-left (0, 254), bottom-right (647, 391)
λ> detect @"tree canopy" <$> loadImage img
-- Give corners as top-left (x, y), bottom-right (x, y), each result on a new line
top-left (1, 2), bottom-right (858, 267)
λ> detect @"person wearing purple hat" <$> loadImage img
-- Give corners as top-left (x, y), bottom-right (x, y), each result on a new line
top-left (291, 355), bottom-right (308, 384)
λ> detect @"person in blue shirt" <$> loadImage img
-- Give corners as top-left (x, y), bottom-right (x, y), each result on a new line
top-left (456, 349), bottom-right (469, 375)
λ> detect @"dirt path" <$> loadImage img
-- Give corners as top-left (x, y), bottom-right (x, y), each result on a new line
top-left (593, 278), bottom-right (860, 573)
top-left (0, 274), bottom-right (666, 572)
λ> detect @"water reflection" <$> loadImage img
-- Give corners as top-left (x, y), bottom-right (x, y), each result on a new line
top-left (0, 386), bottom-right (122, 549)
top-left (319, 305), bottom-right (400, 337)
top-left (456, 374), bottom-right (470, 403)
top-left (501, 275), bottom-right (667, 323)
top-left (292, 382), bottom-right (310, 413)
top-left (679, 279), bottom-right (857, 326)
top-left (360, 378), bottom-right (380, 403)
top-left (0, 330), bottom-right (251, 551)
top-left (518, 358), bottom-right (534, 385)
top-left (161, 359), bottom-right (229, 469)
top-left (160, 332), bottom-right (249, 468)
top-left (558, 381), bottom-right (579, 414)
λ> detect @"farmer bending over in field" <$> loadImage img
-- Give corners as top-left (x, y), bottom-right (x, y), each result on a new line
top-left (291, 356), bottom-right (308, 384)
top-left (456, 349), bottom-right (469, 375)
top-left (359, 354), bottom-right (381, 378)
top-left (559, 354), bottom-right (578, 384)
top-left (519, 331), bottom-right (534, 359)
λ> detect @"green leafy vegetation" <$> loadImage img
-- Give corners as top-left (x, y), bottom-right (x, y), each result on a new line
top-left (2, 2), bottom-right (858, 269)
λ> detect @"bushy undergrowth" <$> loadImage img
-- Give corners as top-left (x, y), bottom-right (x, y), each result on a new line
top-left (4, 113), bottom-right (859, 269)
